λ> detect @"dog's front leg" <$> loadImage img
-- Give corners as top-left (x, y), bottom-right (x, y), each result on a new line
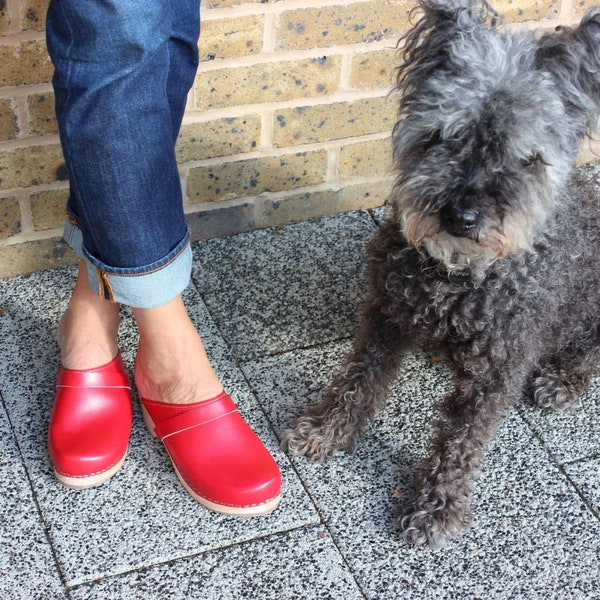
top-left (400, 367), bottom-right (526, 548)
top-left (282, 300), bottom-right (409, 461)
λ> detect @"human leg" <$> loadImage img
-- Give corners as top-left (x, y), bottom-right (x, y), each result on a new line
top-left (48, 0), bottom-right (201, 369)
top-left (47, 1), bottom-right (281, 510)
top-left (48, 0), bottom-right (231, 442)
top-left (46, 0), bottom-right (197, 487)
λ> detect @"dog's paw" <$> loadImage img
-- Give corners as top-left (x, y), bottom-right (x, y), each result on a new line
top-left (282, 411), bottom-right (362, 461)
top-left (280, 419), bottom-right (328, 460)
top-left (532, 372), bottom-right (582, 411)
top-left (399, 494), bottom-right (471, 549)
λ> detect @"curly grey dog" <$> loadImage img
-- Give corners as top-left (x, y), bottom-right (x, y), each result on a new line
top-left (283, 0), bottom-right (600, 548)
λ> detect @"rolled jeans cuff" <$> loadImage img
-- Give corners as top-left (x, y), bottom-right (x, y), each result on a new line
top-left (63, 220), bottom-right (192, 308)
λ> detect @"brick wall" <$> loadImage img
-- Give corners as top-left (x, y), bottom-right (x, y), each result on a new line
top-left (0, 0), bottom-right (598, 277)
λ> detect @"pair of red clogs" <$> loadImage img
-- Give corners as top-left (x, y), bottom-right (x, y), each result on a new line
top-left (48, 353), bottom-right (281, 516)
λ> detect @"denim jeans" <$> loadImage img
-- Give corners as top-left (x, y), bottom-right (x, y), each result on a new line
top-left (46, 0), bottom-right (200, 308)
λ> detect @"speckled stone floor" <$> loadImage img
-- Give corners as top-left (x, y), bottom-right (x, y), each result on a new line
top-left (1, 170), bottom-right (599, 599)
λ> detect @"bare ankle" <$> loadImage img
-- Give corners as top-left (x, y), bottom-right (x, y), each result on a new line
top-left (133, 297), bottom-right (223, 404)
top-left (58, 309), bottom-right (120, 369)
top-left (58, 261), bottom-right (120, 370)
top-left (134, 358), bottom-right (223, 404)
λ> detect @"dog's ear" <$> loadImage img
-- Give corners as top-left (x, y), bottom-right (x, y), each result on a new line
top-left (536, 9), bottom-right (600, 133)
top-left (396, 0), bottom-right (498, 94)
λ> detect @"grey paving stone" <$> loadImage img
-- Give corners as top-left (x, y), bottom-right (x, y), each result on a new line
top-left (369, 205), bottom-right (389, 225)
top-left (70, 526), bottom-right (364, 600)
top-left (0, 270), bottom-right (317, 588)
top-left (564, 457), bottom-right (600, 516)
top-left (0, 317), bottom-right (66, 598)
top-left (243, 344), bottom-right (600, 600)
top-left (518, 379), bottom-right (600, 466)
top-left (191, 211), bottom-right (377, 361)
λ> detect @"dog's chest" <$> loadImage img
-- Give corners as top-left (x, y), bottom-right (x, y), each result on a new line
top-left (377, 249), bottom-right (523, 347)
top-left (405, 276), bottom-right (488, 343)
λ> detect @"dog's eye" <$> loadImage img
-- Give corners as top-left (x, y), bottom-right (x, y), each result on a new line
top-left (520, 153), bottom-right (542, 168)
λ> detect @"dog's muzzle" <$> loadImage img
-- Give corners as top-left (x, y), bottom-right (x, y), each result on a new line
top-left (440, 205), bottom-right (479, 237)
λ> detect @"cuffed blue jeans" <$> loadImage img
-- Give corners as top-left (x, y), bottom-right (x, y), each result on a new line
top-left (46, 0), bottom-right (200, 308)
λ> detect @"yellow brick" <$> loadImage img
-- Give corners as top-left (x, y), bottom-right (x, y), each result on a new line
top-left (493, 0), bottom-right (560, 21)
top-left (21, 0), bottom-right (47, 32)
top-left (338, 138), bottom-right (393, 178)
top-left (0, 0), bottom-right (10, 35)
top-left (200, 15), bottom-right (264, 61)
top-left (176, 115), bottom-right (261, 163)
top-left (0, 40), bottom-right (53, 87)
top-left (571, 0), bottom-right (598, 15)
top-left (0, 237), bottom-right (77, 278)
top-left (0, 99), bottom-right (18, 141)
top-left (30, 188), bottom-right (68, 231)
top-left (273, 96), bottom-right (395, 147)
top-left (276, 0), bottom-right (412, 51)
top-left (0, 196), bottom-right (21, 239)
top-left (187, 151), bottom-right (328, 203)
top-left (196, 56), bottom-right (342, 110)
top-left (350, 48), bottom-right (398, 90)
top-left (28, 93), bottom-right (58, 135)
top-left (260, 180), bottom-right (391, 228)
top-left (0, 144), bottom-right (65, 189)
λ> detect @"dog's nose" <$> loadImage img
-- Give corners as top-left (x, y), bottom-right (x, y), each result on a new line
top-left (441, 206), bottom-right (478, 237)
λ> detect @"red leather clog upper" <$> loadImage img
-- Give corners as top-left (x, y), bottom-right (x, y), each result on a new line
top-left (142, 392), bottom-right (281, 512)
top-left (48, 353), bottom-right (132, 479)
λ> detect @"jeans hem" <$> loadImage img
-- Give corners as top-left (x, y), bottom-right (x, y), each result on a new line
top-left (63, 220), bottom-right (192, 308)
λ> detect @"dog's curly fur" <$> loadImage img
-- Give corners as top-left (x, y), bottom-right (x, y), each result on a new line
top-left (283, 0), bottom-right (600, 548)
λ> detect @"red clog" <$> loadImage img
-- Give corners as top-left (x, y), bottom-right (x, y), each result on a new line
top-left (141, 392), bottom-right (281, 516)
top-left (48, 352), bottom-right (132, 489)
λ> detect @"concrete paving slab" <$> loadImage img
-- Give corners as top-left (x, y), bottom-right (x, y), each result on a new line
top-left (69, 526), bottom-right (364, 600)
top-left (0, 397), bottom-right (66, 600)
top-left (563, 457), bottom-right (600, 516)
top-left (518, 382), bottom-right (600, 465)
top-left (191, 211), bottom-right (377, 361)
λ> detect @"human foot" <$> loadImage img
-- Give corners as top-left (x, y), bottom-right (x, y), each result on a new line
top-left (132, 296), bottom-right (223, 405)
top-left (133, 296), bottom-right (281, 515)
top-left (57, 261), bottom-right (120, 370)
top-left (49, 262), bottom-right (131, 488)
